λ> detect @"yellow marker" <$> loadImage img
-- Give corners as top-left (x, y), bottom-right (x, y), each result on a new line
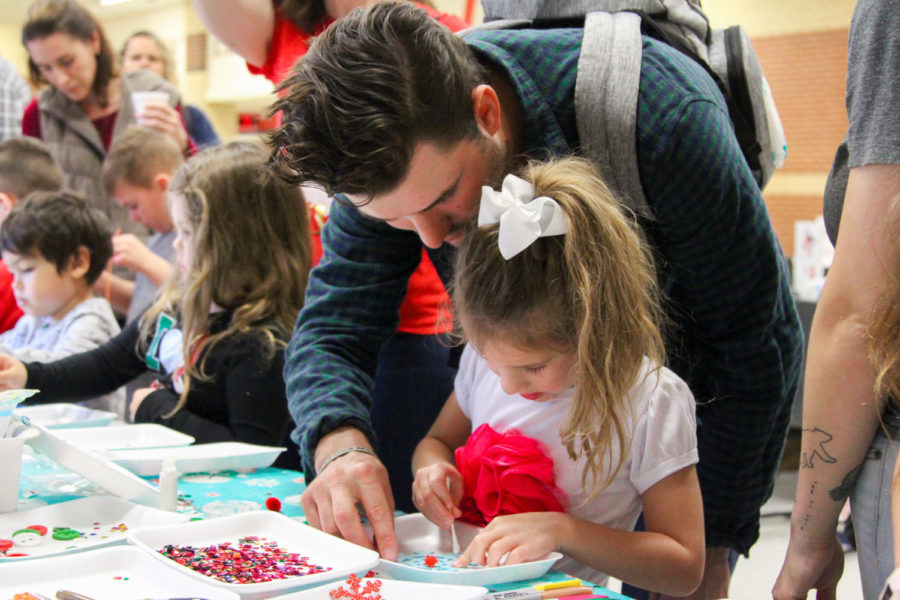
top-left (533, 579), bottom-right (584, 591)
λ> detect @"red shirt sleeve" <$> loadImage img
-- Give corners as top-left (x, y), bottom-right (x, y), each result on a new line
top-left (0, 261), bottom-right (23, 334)
top-left (22, 97), bottom-right (42, 139)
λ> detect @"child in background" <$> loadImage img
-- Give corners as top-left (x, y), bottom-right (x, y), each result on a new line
top-left (96, 126), bottom-right (182, 323)
top-left (411, 158), bottom-right (704, 595)
top-left (0, 191), bottom-right (122, 414)
top-left (0, 143), bottom-right (311, 468)
top-left (0, 136), bottom-right (63, 333)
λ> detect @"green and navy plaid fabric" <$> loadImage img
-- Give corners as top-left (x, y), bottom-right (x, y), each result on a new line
top-left (284, 28), bottom-right (803, 555)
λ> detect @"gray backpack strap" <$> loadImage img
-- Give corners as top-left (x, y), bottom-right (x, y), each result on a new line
top-left (576, 11), bottom-right (651, 219)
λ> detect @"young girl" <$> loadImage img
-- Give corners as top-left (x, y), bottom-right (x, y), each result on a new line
top-left (411, 157), bottom-right (704, 595)
top-left (0, 143), bottom-right (311, 468)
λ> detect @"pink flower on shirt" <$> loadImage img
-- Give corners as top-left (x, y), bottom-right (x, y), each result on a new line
top-left (455, 423), bottom-right (567, 526)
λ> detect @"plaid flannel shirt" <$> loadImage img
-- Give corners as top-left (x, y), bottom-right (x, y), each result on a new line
top-left (0, 56), bottom-right (31, 140)
top-left (284, 29), bottom-right (803, 555)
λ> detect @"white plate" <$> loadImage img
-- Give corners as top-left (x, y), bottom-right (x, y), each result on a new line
top-left (127, 510), bottom-right (380, 600)
top-left (0, 496), bottom-right (188, 560)
top-left (374, 513), bottom-right (562, 587)
top-left (29, 423), bottom-right (159, 506)
top-left (18, 403), bottom-right (116, 428)
top-left (104, 442), bottom-right (285, 476)
top-left (54, 424), bottom-right (195, 451)
top-left (269, 576), bottom-right (488, 600)
top-left (0, 545), bottom-right (240, 599)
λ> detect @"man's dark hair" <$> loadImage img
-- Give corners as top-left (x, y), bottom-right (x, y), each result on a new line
top-left (0, 136), bottom-right (63, 200)
top-left (0, 191), bottom-right (113, 285)
top-left (268, 1), bottom-right (486, 200)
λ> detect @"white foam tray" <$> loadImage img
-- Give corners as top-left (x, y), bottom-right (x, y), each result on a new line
top-left (0, 496), bottom-right (188, 560)
top-left (374, 513), bottom-right (562, 587)
top-left (29, 423), bottom-right (159, 506)
top-left (269, 576), bottom-right (488, 599)
top-left (18, 403), bottom-right (116, 428)
top-left (0, 545), bottom-right (240, 599)
top-left (54, 423), bottom-right (195, 451)
top-left (127, 510), bottom-right (380, 600)
top-left (103, 441), bottom-right (285, 476)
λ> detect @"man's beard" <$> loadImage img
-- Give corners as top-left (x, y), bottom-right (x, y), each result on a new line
top-left (447, 137), bottom-right (513, 242)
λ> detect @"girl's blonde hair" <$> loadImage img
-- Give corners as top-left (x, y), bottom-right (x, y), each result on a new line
top-left (140, 142), bottom-right (311, 415)
top-left (869, 194), bottom-right (900, 410)
top-left (453, 157), bottom-right (665, 498)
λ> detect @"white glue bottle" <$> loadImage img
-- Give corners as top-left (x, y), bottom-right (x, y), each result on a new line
top-left (158, 456), bottom-right (180, 511)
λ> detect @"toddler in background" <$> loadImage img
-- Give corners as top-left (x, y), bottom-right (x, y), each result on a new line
top-left (412, 157), bottom-right (704, 595)
top-left (0, 143), bottom-right (311, 469)
top-left (96, 126), bottom-right (182, 323)
top-left (0, 191), bottom-right (122, 413)
top-left (0, 136), bottom-right (63, 333)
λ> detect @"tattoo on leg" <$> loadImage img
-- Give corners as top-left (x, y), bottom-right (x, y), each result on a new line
top-left (800, 427), bottom-right (837, 469)
top-left (829, 463), bottom-right (863, 501)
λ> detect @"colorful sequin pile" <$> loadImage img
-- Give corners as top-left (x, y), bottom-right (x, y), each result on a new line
top-left (158, 536), bottom-right (332, 584)
top-left (329, 574), bottom-right (383, 599)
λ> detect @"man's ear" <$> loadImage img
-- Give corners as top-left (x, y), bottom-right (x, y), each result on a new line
top-left (153, 173), bottom-right (172, 192)
top-left (472, 84), bottom-right (502, 137)
top-left (0, 193), bottom-right (17, 223)
top-left (67, 246), bottom-right (92, 280)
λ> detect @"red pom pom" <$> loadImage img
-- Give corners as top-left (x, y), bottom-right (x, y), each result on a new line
top-left (0, 539), bottom-right (12, 551)
top-left (424, 554), bottom-right (437, 567)
top-left (265, 496), bottom-right (282, 512)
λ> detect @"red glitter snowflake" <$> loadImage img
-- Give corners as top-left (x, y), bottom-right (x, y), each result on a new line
top-left (329, 574), bottom-right (383, 599)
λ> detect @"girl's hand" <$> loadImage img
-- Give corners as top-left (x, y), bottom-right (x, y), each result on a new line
top-left (0, 354), bottom-right (27, 390)
top-left (136, 103), bottom-right (189, 150)
top-left (129, 387), bottom-right (155, 422)
top-left (411, 463), bottom-right (462, 529)
top-left (452, 512), bottom-right (565, 568)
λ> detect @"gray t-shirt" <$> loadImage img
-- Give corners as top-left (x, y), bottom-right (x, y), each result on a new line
top-left (822, 0), bottom-right (900, 245)
top-left (0, 296), bottom-right (124, 415)
top-left (125, 231), bottom-right (176, 324)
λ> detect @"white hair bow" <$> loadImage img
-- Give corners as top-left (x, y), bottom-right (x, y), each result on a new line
top-left (478, 174), bottom-right (568, 259)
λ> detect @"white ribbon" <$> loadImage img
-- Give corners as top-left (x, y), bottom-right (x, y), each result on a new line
top-left (478, 174), bottom-right (568, 259)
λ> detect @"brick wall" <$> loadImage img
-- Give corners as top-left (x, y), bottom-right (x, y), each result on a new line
top-left (753, 29), bottom-right (850, 254)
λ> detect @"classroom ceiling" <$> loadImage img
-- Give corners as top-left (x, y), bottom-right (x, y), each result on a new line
top-left (0, 0), bottom-right (188, 26)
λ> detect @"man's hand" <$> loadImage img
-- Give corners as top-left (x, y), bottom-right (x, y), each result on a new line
top-left (301, 427), bottom-right (398, 560)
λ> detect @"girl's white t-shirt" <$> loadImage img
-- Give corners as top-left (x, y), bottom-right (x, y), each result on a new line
top-left (454, 345), bottom-right (699, 585)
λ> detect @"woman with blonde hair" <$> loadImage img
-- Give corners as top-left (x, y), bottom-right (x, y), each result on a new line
top-left (119, 30), bottom-right (220, 148)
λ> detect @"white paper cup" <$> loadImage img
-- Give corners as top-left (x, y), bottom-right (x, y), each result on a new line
top-left (0, 426), bottom-right (39, 513)
top-left (131, 90), bottom-right (169, 116)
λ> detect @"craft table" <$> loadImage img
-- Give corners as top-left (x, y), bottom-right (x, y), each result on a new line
top-left (12, 445), bottom-right (631, 599)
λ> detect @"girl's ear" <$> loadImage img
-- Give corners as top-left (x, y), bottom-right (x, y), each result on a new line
top-left (67, 246), bottom-right (92, 280)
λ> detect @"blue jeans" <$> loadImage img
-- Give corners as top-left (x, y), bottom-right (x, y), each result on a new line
top-left (851, 429), bottom-right (898, 600)
top-left (370, 332), bottom-right (457, 513)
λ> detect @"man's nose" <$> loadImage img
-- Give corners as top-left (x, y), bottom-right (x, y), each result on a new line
top-left (408, 214), bottom-right (450, 249)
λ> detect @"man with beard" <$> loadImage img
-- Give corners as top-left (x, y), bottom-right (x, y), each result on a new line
top-left (269, 4), bottom-right (803, 597)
